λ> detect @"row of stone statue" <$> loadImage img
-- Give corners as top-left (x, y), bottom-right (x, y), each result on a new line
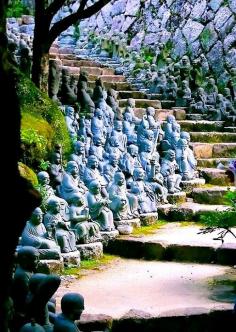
top-left (9, 246), bottom-right (85, 332)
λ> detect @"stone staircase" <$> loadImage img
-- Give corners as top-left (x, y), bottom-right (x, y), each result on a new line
top-left (50, 48), bottom-right (236, 331)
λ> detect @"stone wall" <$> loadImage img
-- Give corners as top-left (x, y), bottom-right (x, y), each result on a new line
top-left (81, 0), bottom-right (236, 88)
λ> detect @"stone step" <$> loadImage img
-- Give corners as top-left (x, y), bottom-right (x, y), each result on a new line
top-left (158, 202), bottom-right (230, 221)
top-left (186, 114), bottom-right (205, 121)
top-left (119, 99), bottom-right (162, 109)
top-left (224, 126), bottom-right (236, 132)
top-left (198, 158), bottom-right (234, 168)
top-left (88, 74), bottom-right (126, 82)
top-left (116, 90), bottom-right (147, 99)
top-left (178, 121), bottom-right (225, 132)
top-left (191, 143), bottom-right (236, 158)
top-left (161, 100), bottom-right (175, 109)
top-left (200, 168), bottom-right (235, 186)
top-left (57, 258), bottom-right (234, 331)
top-left (191, 186), bottom-right (235, 205)
top-left (88, 81), bottom-right (131, 91)
top-left (131, 108), bottom-right (186, 121)
top-left (59, 58), bottom-right (101, 68)
top-left (106, 223), bottom-right (236, 265)
top-left (146, 93), bottom-right (162, 100)
top-left (190, 132), bottom-right (236, 143)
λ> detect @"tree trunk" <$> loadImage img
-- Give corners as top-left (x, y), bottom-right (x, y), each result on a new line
top-left (32, 45), bottom-right (50, 92)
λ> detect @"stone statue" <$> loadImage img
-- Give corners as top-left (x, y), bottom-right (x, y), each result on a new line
top-left (48, 152), bottom-right (64, 187)
top-left (175, 138), bottom-right (197, 180)
top-left (146, 107), bottom-right (163, 141)
top-left (19, 322), bottom-right (45, 332)
top-left (205, 77), bottom-right (218, 105)
top-left (48, 59), bottom-right (61, 102)
top-left (58, 161), bottom-right (87, 202)
top-left (25, 273), bottom-right (61, 332)
top-left (20, 208), bottom-right (61, 259)
top-left (69, 141), bottom-right (86, 178)
top-left (123, 112), bottom-right (137, 144)
top-left (54, 293), bottom-right (84, 332)
top-left (86, 180), bottom-right (115, 231)
top-left (65, 106), bottom-right (78, 140)
top-left (59, 69), bottom-right (77, 105)
top-left (44, 198), bottom-right (77, 253)
top-left (69, 193), bottom-right (101, 244)
top-left (129, 168), bottom-right (157, 214)
top-left (120, 144), bottom-right (142, 181)
top-left (108, 172), bottom-right (139, 220)
top-left (111, 120), bottom-right (127, 153)
top-left (19, 46), bottom-right (31, 78)
top-left (147, 160), bottom-right (168, 204)
top-left (164, 76), bottom-right (177, 100)
top-left (179, 55), bottom-right (191, 82)
top-left (103, 152), bottom-right (120, 184)
top-left (77, 80), bottom-right (95, 117)
top-left (106, 88), bottom-right (119, 113)
top-left (91, 108), bottom-right (107, 138)
top-left (161, 150), bottom-right (182, 194)
top-left (164, 115), bottom-right (176, 142)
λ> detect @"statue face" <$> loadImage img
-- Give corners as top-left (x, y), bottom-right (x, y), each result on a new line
top-left (90, 182), bottom-right (101, 194)
top-left (89, 157), bottom-right (98, 169)
top-left (144, 142), bottom-right (152, 153)
top-left (129, 146), bottom-right (138, 157)
top-left (50, 201), bottom-right (60, 213)
top-left (39, 174), bottom-right (50, 185)
top-left (31, 208), bottom-right (43, 225)
top-left (167, 152), bottom-right (175, 161)
top-left (69, 164), bottom-right (79, 176)
top-left (135, 169), bottom-right (144, 180)
top-left (53, 153), bottom-right (61, 164)
top-left (116, 173), bottom-right (125, 185)
top-left (115, 121), bottom-right (122, 131)
top-left (76, 143), bottom-right (85, 154)
top-left (110, 156), bottom-right (119, 166)
top-left (147, 108), bottom-right (155, 117)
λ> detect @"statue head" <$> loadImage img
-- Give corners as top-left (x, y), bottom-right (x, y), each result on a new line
top-left (114, 172), bottom-right (125, 186)
top-left (128, 144), bottom-right (138, 157)
top-left (166, 115), bottom-right (176, 124)
top-left (208, 78), bottom-right (216, 86)
top-left (74, 141), bottom-right (85, 155)
top-left (145, 129), bottom-right (154, 141)
top-left (216, 94), bottom-right (224, 102)
top-left (66, 106), bottom-right (74, 117)
top-left (109, 152), bottom-right (119, 166)
top-left (166, 150), bottom-right (176, 161)
top-left (51, 152), bottom-right (61, 165)
top-left (127, 98), bottom-right (135, 108)
top-left (87, 155), bottom-right (99, 169)
top-left (182, 55), bottom-right (190, 65)
top-left (93, 135), bottom-right (103, 146)
top-left (30, 208), bottom-right (43, 226)
top-left (166, 57), bottom-right (172, 65)
top-left (61, 292), bottom-right (84, 321)
top-left (70, 193), bottom-right (85, 207)
top-left (37, 171), bottom-right (50, 185)
top-left (89, 180), bottom-right (101, 194)
top-left (172, 122), bottom-right (181, 132)
top-left (109, 135), bottom-right (120, 147)
top-left (19, 322), bottom-right (45, 332)
top-left (17, 246), bottom-right (39, 272)
top-left (143, 140), bottom-right (153, 153)
top-left (197, 87), bottom-right (205, 96)
top-left (182, 80), bottom-right (188, 88)
top-left (95, 108), bottom-right (103, 119)
top-left (146, 107), bottom-right (155, 117)
top-left (114, 120), bottom-right (122, 132)
top-left (223, 87), bottom-right (231, 98)
top-left (133, 167), bottom-right (145, 181)
top-left (47, 198), bottom-right (61, 214)
top-left (123, 112), bottom-right (133, 122)
top-left (180, 131), bottom-right (190, 143)
top-left (178, 138), bottom-right (188, 150)
top-left (66, 161), bottom-right (79, 176)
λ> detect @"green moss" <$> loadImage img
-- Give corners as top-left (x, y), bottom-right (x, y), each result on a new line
top-left (18, 162), bottom-right (38, 186)
top-left (131, 220), bottom-right (167, 236)
top-left (18, 74), bottom-right (72, 166)
top-left (7, 0), bottom-right (30, 17)
top-left (61, 254), bottom-right (119, 278)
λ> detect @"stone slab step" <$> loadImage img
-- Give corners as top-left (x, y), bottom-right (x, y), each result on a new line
top-left (106, 223), bottom-right (236, 265)
top-left (198, 158), bottom-right (235, 168)
top-left (190, 132), bottom-right (236, 143)
top-left (191, 186), bottom-right (235, 205)
top-left (200, 168), bottom-right (235, 186)
top-left (158, 202), bottom-right (230, 221)
top-left (131, 108), bottom-right (186, 121)
top-left (88, 74), bottom-right (126, 82)
top-left (118, 99), bottom-right (162, 109)
top-left (186, 114), bottom-right (204, 121)
top-left (146, 93), bottom-right (162, 99)
top-left (117, 90), bottom-right (147, 99)
top-left (58, 58), bottom-right (102, 68)
top-left (178, 121), bottom-right (225, 132)
top-left (88, 81), bottom-right (131, 91)
top-left (224, 126), bottom-right (236, 132)
top-left (161, 100), bottom-right (175, 109)
top-left (181, 178), bottom-right (206, 192)
top-left (191, 143), bottom-right (236, 158)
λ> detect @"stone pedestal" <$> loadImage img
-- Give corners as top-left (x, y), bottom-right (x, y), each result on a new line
top-left (77, 242), bottom-right (103, 260)
top-left (181, 178), bottom-right (206, 193)
top-left (140, 213), bottom-right (158, 226)
top-left (100, 230), bottom-right (119, 245)
top-left (37, 259), bottom-right (64, 274)
top-left (61, 251), bottom-right (80, 267)
top-left (115, 218), bottom-right (141, 228)
top-left (167, 192), bottom-right (186, 205)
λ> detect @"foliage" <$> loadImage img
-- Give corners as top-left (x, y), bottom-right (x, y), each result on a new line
top-left (18, 162), bottom-right (38, 186)
top-left (73, 22), bottom-right (80, 41)
top-left (140, 47), bottom-right (155, 63)
top-left (199, 190), bottom-right (236, 243)
top-left (39, 159), bottom-right (50, 171)
top-left (18, 73), bottom-right (72, 167)
top-left (6, 0), bottom-right (29, 17)
top-left (61, 254), bottom-right (118, 278)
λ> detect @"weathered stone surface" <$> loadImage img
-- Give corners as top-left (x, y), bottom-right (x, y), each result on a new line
top-left (37, 259), bottom-right (64, 274)
top-left (101, 230), bottom-right (119, 245)
top-left (223, 26), bottom-right (236, 52)
top-left (77, 242), bottom-right (103, 260)
top-left (117, 224), bottom-right (133, 235)
top-left (214, 6), bottom-right (232, 30)
top-left (200, 168), bottom-right (234, 186)
top-left (229, 0), bottom-right (236, 13)
top-left (140, 213), bottom-right (158, 226)
top-left (61, 251), bottom-right (80, 267)
top-left (125, 0), bottom-right (140, 16)
top-left (187, 40), bottom-right (202, 59)
top-left (181, 179), bottom-right (206, 193)
top-left (212, 143), bottom-right (236, 157)
top-left (197, 158), bottom-right (235, 168)
top-left (21, 15), bottom-right (34, 25)
top-left (116, 218), bottom-right (141, 228)
top-left (111, 15), bottom-right (125, 32)
top-left (206, 41), bottom-right (224, 74)
top-left (191, 143), bottom-right (213, 159)
top-left (130, 31), bottom-right (145, 50)
top-left (219, 15), bottom-right (235, 39)
top-left (209, 0), bottom-right (223, 12)
top-left (111, 0), bottom-right (127, 16)
top-left (191, 186), bottom-right (235, 205)
top-left (225, 48), bottom-right (236, 68)
top-left (200, 23), bottom-right (218, 52)
top-left (167, 192), bottom-right (186, 205)
top-left (172, 29), bottom-right (187, 59)
top-left (122, 16), bottom-right (136, 32)
top-left (190, 0), bottom-right (207, 20)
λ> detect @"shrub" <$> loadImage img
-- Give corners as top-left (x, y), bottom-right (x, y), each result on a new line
top-left (7, 0), bottom-right (29, 17)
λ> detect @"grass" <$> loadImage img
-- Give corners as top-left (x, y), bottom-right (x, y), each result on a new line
top-left (131, 220), bottom-right (167, 236)
top-left (61, 254), bottom-right (119, 278)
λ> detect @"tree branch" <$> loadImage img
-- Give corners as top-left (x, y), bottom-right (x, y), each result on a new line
top-left (45, 0), bottom-right (67, 18)
top-left (48, 0), bottom-right (111, 45)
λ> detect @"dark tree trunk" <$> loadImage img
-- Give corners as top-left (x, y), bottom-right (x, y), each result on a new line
top-left (0, 2), bottom-right (41, 331)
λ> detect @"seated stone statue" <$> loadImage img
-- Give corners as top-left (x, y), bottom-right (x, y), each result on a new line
top-left (164, 76), bottom-right (178, 100)
top-left (77, 80), bottom-right (95, 117)
top-left (105, 135), bottom-right (122, 159)
top-left (179, 55), bottom-right (191, 83)
top-left (65, 106), bottom-right (78, 140)
top-left (103, 152), bottom-right (120, 185)
top-left (125, 98), bottom-right (141, 124)
top-left (164, 115), bottom-right (176, 142)
top-left (53, 293), bottom-right (84, 332)
top-left (59, 69), bottom-right (77, 105)
top-left (129, 168), bottom-right (157, 214)
top-left (108, 172), bottom-right (139, 220)
top-left (123, 112), bottom-right (137, 144)
top-left (91, 108), bottom-right (107, 138)
top-left (146, 107), bottom-right (163, 141)
top-left (106, 88), bottom-right (119, 113)
top-left (25, 273), bottom-right (61, 332)
top-left (86, 180), bottom-right (115, 231)
top-left (44, 198), bottom-right (77, 253)
top-left (175, 138), bottom-right (197, 180)
top-left (161, 150), bottom-right (182, 194)
top-left (48, 152), bottom-right (64, 187)
top-left (205, 77), bottom-right (218, 105)
top-left (58, 161), bottom-right (87, 202)
top-left (208, 94), bottom-right (230, 121)
top-left (120, 144), bottom-right (142, 181)
top-left (152, 69), bottom-right (167, 94)
top-left (140, 139), bottom-right (159, 172)
top-left (69, 193), bottom-right (101, 244)
top-left (111, 120), bottom-right (127, 152)
top-left (20, 208), bottom-right (61, 259)
top-left (69, 141), bottom-right (86, 178)
top-left (147, 160), bottom-right (168, 204)
top-left (169, 122), bottom-right (181, 149)
top-left (48, 59), bottom-right (61, 102)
